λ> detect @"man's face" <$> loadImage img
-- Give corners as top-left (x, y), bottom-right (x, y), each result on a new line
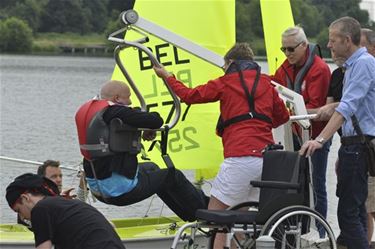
top-left (116, 91), bottom-right (131, 106)
top-left (12, 194), bottom-right (34, 221)
top-left (327, 27), bottom-right (349, 60)
top-left (360, 34), bottom-right (375, 57)
top-left (45, 166), bottom-right (62, 192)
top-left (114, 85), bottom-right (132, 106)
top-left (281, 35), bottom-right (307, 66)
top-left (360, 34), bottom-right (368, 48)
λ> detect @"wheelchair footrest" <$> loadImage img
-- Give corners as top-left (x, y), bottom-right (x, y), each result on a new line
top-left (196, 209), bottom-right (257, 225)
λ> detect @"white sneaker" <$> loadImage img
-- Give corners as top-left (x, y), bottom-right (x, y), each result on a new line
top-left (301, 230), bottom-right (330, 248)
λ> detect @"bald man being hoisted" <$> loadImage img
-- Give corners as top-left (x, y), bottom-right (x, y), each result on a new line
top-left (75, 80), bottom-right (208, 222)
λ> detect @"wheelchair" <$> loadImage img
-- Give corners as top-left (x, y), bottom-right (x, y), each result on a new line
top-left (170, 149), bottom-right (336, 249)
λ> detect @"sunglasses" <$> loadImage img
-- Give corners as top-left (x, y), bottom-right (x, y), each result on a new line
top-left (280, 41), bottom-right (304, 53)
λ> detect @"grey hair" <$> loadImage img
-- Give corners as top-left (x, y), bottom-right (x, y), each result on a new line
top-left (329, 16), bottom-right (361, 46)
top-left (282, 26), bottom-right (308, 43)
top-left (361, 28), bottom-right (375, 45)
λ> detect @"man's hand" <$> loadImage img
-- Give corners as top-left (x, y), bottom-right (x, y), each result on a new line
top-left (142, 130), bottom-right (157, 141)
top-left (153, 65), bottom-right (172, 79)
top-left (61, 188), bottom-right (77, 199)
top-left (315, 103), bottom-right (337, 121)
top-left (299, 140), bottom-right (323, 157)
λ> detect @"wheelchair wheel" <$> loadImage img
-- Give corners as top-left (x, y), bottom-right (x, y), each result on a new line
top-left (259, 206), bottom-right (336, 249)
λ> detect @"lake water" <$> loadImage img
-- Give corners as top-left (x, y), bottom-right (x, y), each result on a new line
top-left (0, 54), bottom-right (341, 236)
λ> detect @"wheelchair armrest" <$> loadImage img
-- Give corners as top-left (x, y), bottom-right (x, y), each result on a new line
top-left (250, 180), bottom-right (300, 190)
top-left (228, 201), bottom-right (259, 210)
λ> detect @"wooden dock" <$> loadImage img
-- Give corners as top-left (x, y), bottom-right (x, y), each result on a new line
top-left (58, 44), bottom-right (110, 54)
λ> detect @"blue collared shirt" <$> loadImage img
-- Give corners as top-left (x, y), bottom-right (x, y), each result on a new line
top-left (87, 171), bottom-right (138, 198)
top-left (336, 47), bottom-right (375, 136)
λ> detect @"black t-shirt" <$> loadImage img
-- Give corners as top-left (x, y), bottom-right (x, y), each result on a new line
top-left (328, 67), bottom-right (344, 102)
top-left (328, 67), bottom-right (344, 136)
top-left (31, 196), bottom-right (125, 249)
top-left (83, 105), bottom-right (163, 179)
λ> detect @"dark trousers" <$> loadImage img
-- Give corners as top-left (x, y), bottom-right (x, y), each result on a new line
top-left (336, 144), bottom-right (369, 249)
top-left (99, 162), bottom-right (208, 222)
top-left (311, 138), bottom-right (332, 237)
top-left (294, 135), bottom-right (332, 237)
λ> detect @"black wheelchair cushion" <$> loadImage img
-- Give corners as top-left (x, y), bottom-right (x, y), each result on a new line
top-left (196, 209), bottom-right (258, 225)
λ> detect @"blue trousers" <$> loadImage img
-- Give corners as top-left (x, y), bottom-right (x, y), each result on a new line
top-left (336, 144), bottom-right (369, 249)
top-left (311, 139), bottom-right (331, 236)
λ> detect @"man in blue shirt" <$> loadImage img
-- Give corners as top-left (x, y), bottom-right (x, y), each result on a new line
top-left (300, 17), bottom-right (375, 249)
top-left (361, 27), bottom-right (375, 249)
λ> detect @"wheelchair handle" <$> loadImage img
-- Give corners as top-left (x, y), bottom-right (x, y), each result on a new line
top-left (289, 114), bottom-right (316, 121)
top-left (250, 180), bottom-right (300, 190)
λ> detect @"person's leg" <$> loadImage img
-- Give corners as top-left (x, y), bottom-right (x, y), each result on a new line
top-left (209, 156), bottom-right (263, 249)
top-left (103, 162), bottom-right (165, 206)
top-left (155, 168), bottom-right (208, 221)
top-left (106, 162), bottom-right (207, 220)
top-left (94, 162), bottom-right (206, 216)
top-left (372, 212), bottom-right (375, 245)
top-left (368, 213), bottom-right (374, 246)
top-left (208, 196), bottom-right (230, 249)
top-left (311, 138), bottom-right (331, 237)
top-left (136, 162), bottom-right (158, 171)
top-left (337, 145), bottom-right (369, 249)
top-left (366, 176), bottom-right (375, 246)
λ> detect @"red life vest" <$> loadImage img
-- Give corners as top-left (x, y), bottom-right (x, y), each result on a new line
top-left (75, 99), bottom-right (142, 160)
top-left (75, 99), bottom-right (112, 160)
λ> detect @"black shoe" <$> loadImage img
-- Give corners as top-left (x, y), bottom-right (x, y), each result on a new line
top-left (336, 234), bottom-right (347, 249)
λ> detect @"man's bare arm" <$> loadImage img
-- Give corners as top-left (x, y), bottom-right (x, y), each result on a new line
top-left (314, 102), bottom-right (340, 121)
top-left (36, 240), bottom-right (52, 249)
top-left (307, 96), bottom-right (335, 115)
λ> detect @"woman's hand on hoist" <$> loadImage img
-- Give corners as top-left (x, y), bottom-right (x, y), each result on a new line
top-left (153, 65), bottom-right (172, 79)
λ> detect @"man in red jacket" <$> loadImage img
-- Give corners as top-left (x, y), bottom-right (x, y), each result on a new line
top-left (154, 43), bottom-right (289, 249)
top-left (271, 26), bottom-right (331, 237)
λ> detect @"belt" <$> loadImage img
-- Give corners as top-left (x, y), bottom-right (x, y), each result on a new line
top-left (341, 135), bottom-right (374, 146)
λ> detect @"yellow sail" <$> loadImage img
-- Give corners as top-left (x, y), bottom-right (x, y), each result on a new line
top-left (111, 0), bottom-right (235, 180)
top-left (260, 0), bottom-right (294, 74)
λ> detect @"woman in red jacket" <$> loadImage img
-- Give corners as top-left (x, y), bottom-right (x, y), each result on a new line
top-left (154, 43), bottom-right (289, 249)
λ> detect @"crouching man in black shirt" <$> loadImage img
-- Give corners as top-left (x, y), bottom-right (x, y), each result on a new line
top-left (6, 173), bottom-right (125, 249)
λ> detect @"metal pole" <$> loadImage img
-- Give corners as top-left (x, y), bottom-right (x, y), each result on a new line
top-left (0, 156), bottom-right (79, 172)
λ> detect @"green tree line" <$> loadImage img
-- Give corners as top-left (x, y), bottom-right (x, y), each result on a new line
top-left (0, 0), bottom-right (373, 55)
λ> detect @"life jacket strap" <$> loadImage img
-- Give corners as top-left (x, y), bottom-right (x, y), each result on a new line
top-left (219, 112), bottom-right (272, 131)
top-left (216, 63), bottom-right (272, 136)
top-left (80, 138), bottom-right (110, 153)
